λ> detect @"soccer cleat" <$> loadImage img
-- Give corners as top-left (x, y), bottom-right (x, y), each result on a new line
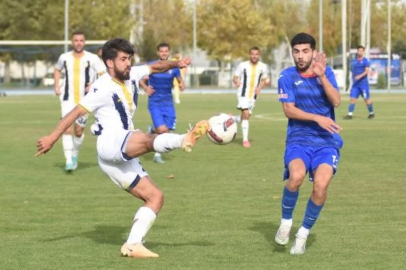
top-left (275, 224), bottom-right (291, 245)
top-left (368, 113), bottom-right (375, 119)
top-left (290, 234), bottom-right (307, 255)
top-left (153, 155), bottom-right (165, 164)
top-left (343, 115), bottom-right (352, 120)
top-left (182, 120), bottom-right (209, 153)
top-left (71, 156), bottom-right (78, 170)
top-left (121, 243), bottom-right (159, 258)
top-left (243, 140), bottom-right (251, 148)
top-left (65, 163), bottom-right (74, 172)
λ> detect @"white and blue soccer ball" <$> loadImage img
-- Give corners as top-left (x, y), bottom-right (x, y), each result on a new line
top-left (207, 113), bottom-right (237, 145)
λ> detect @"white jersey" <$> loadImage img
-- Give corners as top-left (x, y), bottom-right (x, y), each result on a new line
top-left (78, 65), bottom-right (151, 134)
top-left (233, 61), bottom-right (269, 99)
top-left (55, 50), bottom-right (105, 104)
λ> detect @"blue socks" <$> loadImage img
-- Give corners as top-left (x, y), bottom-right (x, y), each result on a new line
top-left (281, 186), bottom-right (299, 219)
top-left (348, 103), bottom-right (355, 114)
top-left (302, 198), bottom-right (324, 230)
top-left (367, 103), bottom-right (374, 114)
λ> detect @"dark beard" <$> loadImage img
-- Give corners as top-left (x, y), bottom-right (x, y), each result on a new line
top-left (295, 61), bottom-right (311, 72)
top-left (115, 67), bottom-right (130, 81)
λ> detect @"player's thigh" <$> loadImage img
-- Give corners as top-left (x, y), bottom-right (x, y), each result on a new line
top-left (149, 107), bottom-right (166, 129)
top-left (283, 145), bottom-right (311, 182)
top-left (237, 97), bottom-right (255, 114)
top-left (310, 147), bottom-right (340, 183)
top-left (98, 156), bottom-right (148, 192)
top-left (361, 86), bottom-right (370, 100)
top-left (75, 113), bottom-right (89, 128)
top-left (350, 86), bottom-right (361, 99)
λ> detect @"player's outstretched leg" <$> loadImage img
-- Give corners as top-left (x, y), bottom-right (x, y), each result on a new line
top-left (121, 242), bottom-right (159, 258)
top-left (181, 120), bottom-right (209, 152)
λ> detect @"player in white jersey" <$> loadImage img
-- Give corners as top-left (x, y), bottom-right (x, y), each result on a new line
top-left (232, 47), bottom-right (269, 148)
top-left (36, 38), bottom-right (209, 258)
top-left (54, 31), bottom-right (105, 172)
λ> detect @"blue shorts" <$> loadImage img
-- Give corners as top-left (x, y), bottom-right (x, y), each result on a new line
top-left (149, 106), bottom-right (177, 130)
top-left (283, 144), bottom-right (340, 181)
top-left (350, 84), bottom-right (370, 99)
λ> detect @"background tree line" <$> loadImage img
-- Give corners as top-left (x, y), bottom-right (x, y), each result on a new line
top-left (1, 0), bottom-right (406, 82)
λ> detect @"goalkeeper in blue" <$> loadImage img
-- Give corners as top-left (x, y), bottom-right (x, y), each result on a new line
top-left (275, 33), bottom-right (343, 255)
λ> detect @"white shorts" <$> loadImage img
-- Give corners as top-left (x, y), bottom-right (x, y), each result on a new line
top-left (96, 129), bottom-right (148, 191)
top-left (61, 101), bottom-right (89, 128)
top-left (237, 97), bottom-right (255, 114)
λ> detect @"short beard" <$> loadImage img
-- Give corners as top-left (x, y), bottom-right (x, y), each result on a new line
top-left (295, 61), bottom-right (311, 72)
top-left (115, 67), bottom-right (130, 81)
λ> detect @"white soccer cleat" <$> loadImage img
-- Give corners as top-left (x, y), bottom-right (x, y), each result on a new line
top-left (275, 224), bottom-right (291, 245)
top-left (290, 234), bottom-right (307, 255)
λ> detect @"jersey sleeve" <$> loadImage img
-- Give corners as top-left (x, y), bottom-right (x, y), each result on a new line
top-left (278, 71), bottom-right (295, 103)
top-left (325, 66), bottom-right (339, 91)
top-left (233, 63), bottom-right (242, 78)
top-left (130, 65), bottom-right (151, 82)
top-left (364, 58), bottom-right (371, 68)
top-left (173, 68), bottom-right (181, 78)
top-left (78, 82), bottom-right (109, 113)
top-left (55, 54), bottom-right (65, 70)
top-left (93, 55), bottom-right (106, 74)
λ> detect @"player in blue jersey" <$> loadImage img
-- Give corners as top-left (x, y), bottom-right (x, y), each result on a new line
top-left (140, 43), bottom-right (184, 164)
top-left (344, 45), bottom-right (375, 119)
top-left (274, 33), bottom-right (343, 255)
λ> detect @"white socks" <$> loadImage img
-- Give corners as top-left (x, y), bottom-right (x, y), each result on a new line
top-left (297, 226), bottom-right (310, 238)
top-left (153, 133), bottom-right (185, 153)
top-left (281, 218), bottom-right (293, 227)
top-left (127, 207), bottom-right (157, 244)
top-left (241, 120), bottom-right (249, 142)
top-left (72, 134), bottom-right (85, 157)
top-left (62, 134), bottom-right (73, 164)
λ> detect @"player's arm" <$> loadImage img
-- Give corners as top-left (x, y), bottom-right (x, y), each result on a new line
top-left (176, 75), bottom-right (185, 91)
top-left (355, 66), bottom-right (369, 81)
top-left (148, 58), bottom-right (191, 74)
top-left (54, 69), bottom-right (62, 95)
top-left (140, 77), bottom-right (154, 96)
top-left (282, 102), bottom-right (342, 134)
top-left (36, 106), bottom-right (87, 156)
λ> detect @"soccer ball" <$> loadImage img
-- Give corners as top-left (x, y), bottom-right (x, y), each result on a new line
top-left (207, 113), bottom-right (237, 145)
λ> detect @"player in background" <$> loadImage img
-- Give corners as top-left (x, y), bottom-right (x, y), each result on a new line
top-left (140, 43), bottom-right (185, 164)
top-left (344, 45), bottom-right (375, 119)
top-left (54, 31), bottom-right (105, 172)
top-left (232, 47), bottom-right (269, 148)
top-left (36, 38), bottom-right (209, 258)
top-left (275, 33), bottom-right (343, 255)
top-left (172, 51), bottom-right (186, 104)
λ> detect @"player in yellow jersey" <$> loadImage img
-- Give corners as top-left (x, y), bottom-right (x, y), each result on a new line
top-left (172, 51), bottom-right (186, 104)
top-left (54, 31), bottom-right (105, 172)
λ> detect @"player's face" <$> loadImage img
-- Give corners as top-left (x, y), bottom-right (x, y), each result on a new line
top-left (357, 48), bottom-right (364, 58)
top-left (111, 51), bottom-right (132, 81)
top-left (71, 34), bottom-right (85, 53)
top-left (250, 50), bottom-right (260, 64)
top-left (292, 44), bottom-right (314, 72)
top-left (157, 46), bottom-right (170, 60)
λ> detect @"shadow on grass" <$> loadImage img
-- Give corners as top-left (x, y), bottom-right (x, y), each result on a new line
top-left (248, 221), bottom-right (317, 253)
top-left (147, 240), bottom-right (215, 249)
top-left (41, 225), bottom-right (127, 246)
top-left (54, 161), bottom-right (98, 172)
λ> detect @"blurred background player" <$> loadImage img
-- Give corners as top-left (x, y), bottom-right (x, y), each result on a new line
top-left (275, 33), bottom-right (343, 255)
top-left (54, 31), bottom-right (105, 172)
top-left (37, 38), bottom-right (209, 258)
top-left (172, 51), bottom-right (186, 104)
top-left (344, 45), bottom-right (375, 120)
top-left (232, 47), bottom-right (269, 148)
top-left (140, 43), bottom-right (185, 164)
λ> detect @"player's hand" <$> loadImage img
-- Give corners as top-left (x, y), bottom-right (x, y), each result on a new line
top-left (178, 57), bottom-right (191, 68)
top-left (312, 52), bottom-right (327, 78)
top-left (35, 135), bottom-right (56, 156)
top-left (314, 115), bottom-right (342, 134)
top-left (234, 81), bottom-right (241, 88)
top-left (145, 85), bottom-right (155, 96)
top-left (254, 87), bottom-right (261, 96)
top-left (54, 87), bottom-right (61, 96)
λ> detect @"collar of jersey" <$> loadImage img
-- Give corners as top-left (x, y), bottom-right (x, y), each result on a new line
top-left (111, 78), bottom-right (125, 86)
top-left (299, 72), bottom-right (317, 78)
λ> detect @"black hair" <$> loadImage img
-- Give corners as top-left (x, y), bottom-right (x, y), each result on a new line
top-left (157, 42), bottom-right (170, 51)
top-left (71, 31), bottom-right (85, 37)
top-left (357, 45), bottom-right (365, 50)
top-left (290, 33), bottom-right (316, 50)
top-left (102, 38), bottom-right (135, 66)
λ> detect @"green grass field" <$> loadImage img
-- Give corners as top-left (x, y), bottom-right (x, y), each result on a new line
top-left (1, 93), bottom-right (406, 270)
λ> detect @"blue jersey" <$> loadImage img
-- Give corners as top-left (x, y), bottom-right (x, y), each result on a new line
top-left (278, 66), bottom-right (342, 148)
top-left (351, 57), bottom-right (370, 85)
top-left (147, 60), bottom-right (180, 107)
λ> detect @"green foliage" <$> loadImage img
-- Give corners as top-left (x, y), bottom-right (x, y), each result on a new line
top-left (377, 72), bottom-right (387, 88)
